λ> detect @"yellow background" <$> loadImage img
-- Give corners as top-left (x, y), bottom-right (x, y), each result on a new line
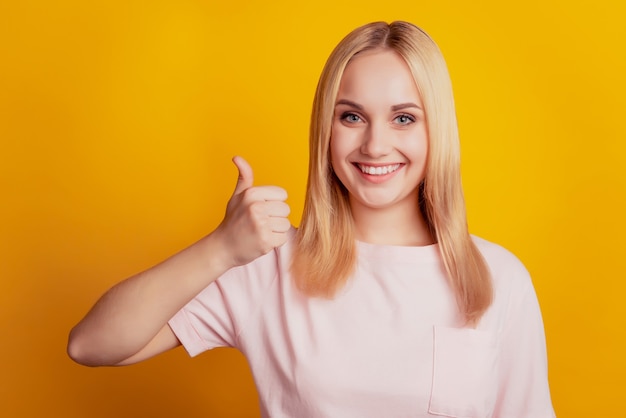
top-left (1, 0), bottom-right (624, 416)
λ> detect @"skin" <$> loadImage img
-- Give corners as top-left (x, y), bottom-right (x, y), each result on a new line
top-left (67, 156), bottom-right (291, 366)
top-left (67, 48), bottom-right (433, 367)
top-left (331, 48), bottom-right (433, 246)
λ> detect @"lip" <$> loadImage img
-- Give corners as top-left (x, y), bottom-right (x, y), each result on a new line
top-left (352, 162), bottom-right (404, 184)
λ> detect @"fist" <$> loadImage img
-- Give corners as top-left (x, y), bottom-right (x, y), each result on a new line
top-left (217, 156), bottom-right (291, 267)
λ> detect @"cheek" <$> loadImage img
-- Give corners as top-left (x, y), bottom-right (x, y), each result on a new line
top-left (405, 128), bottom-right (429, 159)
top-left (330, 123), bottom-right (359, 157)
top-left (413, 139), bottom-right (428, 160)
top-left (329, 135), bottom-right (353, 188)
top-left (329, 128), bottom-right (350, 164)
top-left (329, 136), bottom-right (344, 173)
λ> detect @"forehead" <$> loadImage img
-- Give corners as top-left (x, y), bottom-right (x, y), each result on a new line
top-left (338, 48), bottom-right (421, 105)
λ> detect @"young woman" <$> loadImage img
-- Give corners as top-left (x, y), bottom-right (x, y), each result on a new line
top-left (68, 21), bottom-right (555, 417)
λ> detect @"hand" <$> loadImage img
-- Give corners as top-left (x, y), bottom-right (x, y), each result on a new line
top-left (216, 156), bottom-right (291, 268)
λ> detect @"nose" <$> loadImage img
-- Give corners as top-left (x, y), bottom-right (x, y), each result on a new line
top-left (360, 122), bottom-right (392, 157)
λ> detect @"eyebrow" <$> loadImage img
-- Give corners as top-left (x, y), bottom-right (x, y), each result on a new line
top-left (391, 102), bottom-right (422, 111)
top-left (335, 99), bottom-right (422, 111)
top-left (335, 99), bottom-right (363, 110)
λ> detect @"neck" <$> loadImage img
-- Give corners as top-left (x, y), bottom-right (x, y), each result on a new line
top-left (350, 199), bottom-right (434, 247)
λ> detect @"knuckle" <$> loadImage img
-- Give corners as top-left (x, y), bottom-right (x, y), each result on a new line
top-left (247, 201), bottom-right (265, 217)
top-left (275, 187), bottom-right (288, 199)
top-left (241, 187), bottom-right (259, 202)
top-left (282, 203), bottom-right (291, 216)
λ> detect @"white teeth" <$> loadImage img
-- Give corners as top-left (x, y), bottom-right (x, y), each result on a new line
top-left (358, 164), bottom-right (401, 176)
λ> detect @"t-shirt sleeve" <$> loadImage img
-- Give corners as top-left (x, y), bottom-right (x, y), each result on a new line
top-left (493, 266), bottom-right (556, 417)
top-left (167, 248), bottom-right (280, 357)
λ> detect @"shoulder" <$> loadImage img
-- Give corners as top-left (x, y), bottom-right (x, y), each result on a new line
top-left (187, 229), bottom-right (296, 328)
top-left (470, 235), bottom-right (533, 293)
top-left (471, 236), bottom-right (545, 335)
top-left (471, 235), bottom-right (528, 274)
top-left (217, 227), bottom-right (296, 289)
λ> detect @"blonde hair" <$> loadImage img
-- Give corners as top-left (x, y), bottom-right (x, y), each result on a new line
top-left (291, 21), bottom-right (493, 325)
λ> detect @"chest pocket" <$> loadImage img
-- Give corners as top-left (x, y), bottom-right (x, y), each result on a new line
top-left (428, 326), bottom-right (497, 418)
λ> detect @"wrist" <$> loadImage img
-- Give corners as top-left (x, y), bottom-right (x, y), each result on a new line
top-left (198, 227), bottom-right (237, 274)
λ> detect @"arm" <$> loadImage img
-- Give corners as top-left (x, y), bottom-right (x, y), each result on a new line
top-left (67, 156), bottom-right (291, 367)
top-left (493, 270), bottom-right (556, 417)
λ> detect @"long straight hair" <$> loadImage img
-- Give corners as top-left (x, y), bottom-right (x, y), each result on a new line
top-left (291, 21), bottom-right (493, 325)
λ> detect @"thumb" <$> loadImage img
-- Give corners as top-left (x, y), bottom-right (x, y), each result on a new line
top-left (232, 155), bottom-right (254, 195)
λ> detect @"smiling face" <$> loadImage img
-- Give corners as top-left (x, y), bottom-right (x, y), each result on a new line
top-left (330, 48), bottom-right (429, 218)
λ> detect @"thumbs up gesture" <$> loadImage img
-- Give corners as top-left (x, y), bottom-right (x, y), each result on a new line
top-left (215, 156), bottom-right (291, 268)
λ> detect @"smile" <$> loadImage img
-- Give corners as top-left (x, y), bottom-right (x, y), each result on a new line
top-left (356, 163), bottom-right (402, 176)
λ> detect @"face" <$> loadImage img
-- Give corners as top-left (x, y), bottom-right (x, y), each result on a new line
top-left (330, 48), bottom-right (428, 215)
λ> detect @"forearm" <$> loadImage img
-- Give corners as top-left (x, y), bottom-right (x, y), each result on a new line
top-left (68, 156), bottom-right (291, 366)
top-left (67, 229), bottom-right (232, 366)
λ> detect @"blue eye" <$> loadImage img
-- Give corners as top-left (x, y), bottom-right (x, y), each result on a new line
top-left (395, 114), bottom-right (415, 125)
top-left (341, 113), bottom-right (362, 123)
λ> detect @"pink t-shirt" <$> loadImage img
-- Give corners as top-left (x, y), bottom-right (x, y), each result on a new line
top-left (168, 232), bottom-right (555, 418)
